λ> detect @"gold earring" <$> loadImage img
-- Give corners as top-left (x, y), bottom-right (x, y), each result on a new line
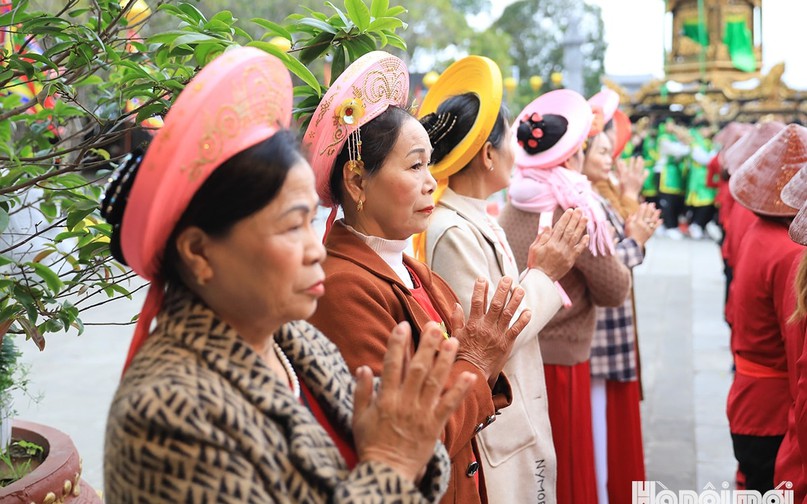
top-left (357, 199), bottom-right (364, 212)
top-left (196, 275), bottom-right (207, 286)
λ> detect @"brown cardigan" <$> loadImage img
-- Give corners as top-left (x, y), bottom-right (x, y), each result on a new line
top-left (308, 221), bottom-right (512, 504)
top-left (499, 204), bottom-right (632, 366)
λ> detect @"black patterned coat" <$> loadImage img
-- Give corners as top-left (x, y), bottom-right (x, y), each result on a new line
top-left (104, 286), bottom-right (450, 503)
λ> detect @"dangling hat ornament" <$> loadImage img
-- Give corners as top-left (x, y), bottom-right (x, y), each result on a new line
top-left (106, 47), bottom-right (293, 372)
top-left (303, 51), bottom-right (409, 216)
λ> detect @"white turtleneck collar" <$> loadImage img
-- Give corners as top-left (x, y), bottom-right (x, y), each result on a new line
top-left (342, 221), bottom-right (414, 289)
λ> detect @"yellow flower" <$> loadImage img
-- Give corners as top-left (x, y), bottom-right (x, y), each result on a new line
top-left (335, 98), bottom-right (365, 126)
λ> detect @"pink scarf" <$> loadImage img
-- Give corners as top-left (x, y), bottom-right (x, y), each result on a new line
top-left (509, 167), bottom-right (615, 256)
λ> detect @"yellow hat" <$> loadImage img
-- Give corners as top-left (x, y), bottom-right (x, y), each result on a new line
top-left (417, 56), bottom-right (503, 181)
top-left (120, 0), bottom-right (151, 25)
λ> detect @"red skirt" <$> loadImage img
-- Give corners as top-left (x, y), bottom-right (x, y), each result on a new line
top-left (545, 361), bottom-right (598, 504)
top-left (606, 379), bottom-right (646, 503)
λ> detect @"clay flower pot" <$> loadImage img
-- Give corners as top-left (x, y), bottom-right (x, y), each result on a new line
top-left (0, 420), bottom-right (102, 503)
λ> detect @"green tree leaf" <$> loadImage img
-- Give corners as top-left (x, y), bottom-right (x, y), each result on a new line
top-left (28, 263), bottom-right (64, 295)
top-left (345, 0), bottom-right (371, 31)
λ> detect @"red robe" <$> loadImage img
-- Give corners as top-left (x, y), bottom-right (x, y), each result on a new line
top-left (724, 203), bottom-right (760, 325)
top-left (726, 218), bottom-right (804, 436)
top-left (798, 307), bottom-right (807, 504)
top-left (774, 253), bottom-right (807, 501)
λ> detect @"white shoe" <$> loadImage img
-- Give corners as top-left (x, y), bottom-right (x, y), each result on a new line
top-left (665, 227), bottom-right (684, 240)
top-left (705, 221), bottom-right (723, 242)
top-left (688, 224), bottom-right (704, 240)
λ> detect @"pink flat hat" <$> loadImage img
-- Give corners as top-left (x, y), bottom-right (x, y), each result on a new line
top-left (587, 88), bottom-right (619, 136)
top-left (514, 89), bottom-right (593, 170)
top-left (723, 121), bottom-right (786, 175)
top-left (713, 122), bottom-right (753, 149)
top-left (729, 123), bottom-right (807, 217)
top-left (121, 47), bottom-right (293, 280)
top-left (303, 51), bottom-right (409, 207)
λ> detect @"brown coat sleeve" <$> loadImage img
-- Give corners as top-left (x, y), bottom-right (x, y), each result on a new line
top-left (573, 248), bottom-right (632, 307)
top-left (309, 264), bottom-right (503, 461)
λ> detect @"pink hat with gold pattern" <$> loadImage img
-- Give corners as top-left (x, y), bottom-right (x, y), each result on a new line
top-left (113, 46), bottom-right (292, 373)
top-left (121, 47), bottom-right (293, 280)
top-left (303, 51), bottom-right (409, 208)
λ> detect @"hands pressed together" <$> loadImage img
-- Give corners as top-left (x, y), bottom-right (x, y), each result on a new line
top-left (352, 322), bottom-right (476, 483)
top-left (616, 156), bottom-right (648, 202)
top-left (527, 208), bottom-right (590, 281)
top-left (625, 202), bottom-right (662, 247)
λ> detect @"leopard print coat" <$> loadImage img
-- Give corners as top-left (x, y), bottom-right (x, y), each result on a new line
top-left (104, 286), bottom-right (450, 503)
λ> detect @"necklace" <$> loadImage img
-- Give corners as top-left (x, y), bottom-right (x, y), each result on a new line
top-left (272, 340), bottom-right (301, 400)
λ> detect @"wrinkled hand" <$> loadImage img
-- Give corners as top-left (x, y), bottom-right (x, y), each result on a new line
top-left (353, 322), bottom-right (477, 483)
top-left (527, 208), bottom-right (590, 281)
top-left (616, 156), bottom-right (647, 202)
top-left (450, 277), bottom-right (531, 387)
top-left (624, 202), bottom-right (662, 247)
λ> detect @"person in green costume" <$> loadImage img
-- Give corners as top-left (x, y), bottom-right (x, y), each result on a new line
top-left (655, 118), bottom-right (690, 239)
top-left (684, 122), bottom-right (718, 239)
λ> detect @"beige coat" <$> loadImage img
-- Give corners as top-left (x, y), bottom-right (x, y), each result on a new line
top-left (425, 188), bottom-right (561, 504)
top-left (104, 286), bottom-right (451, 503)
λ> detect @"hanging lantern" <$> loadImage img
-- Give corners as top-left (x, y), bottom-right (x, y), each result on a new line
top-left (550, 72), bottom-right (564, 86)
top-left (422, 71), bottom-right (440, 89)
top-left (504, 76), bottom-right (518, 93)
top-left (529, 75), bottom-right (544, 92)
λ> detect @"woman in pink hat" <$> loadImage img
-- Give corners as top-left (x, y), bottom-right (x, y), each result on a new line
top-left (498, 89), bottom-right (632, 504)
top-left (415, 55), bottom-right (589, 504)
top-left (305, 51), bottom-right (530, 504)
top-left (582, 111), bottom-right (660, 503)
top-left (102, 47), bottom-right (474, 503)
top-left (726, 124), bottom-right (806, 494)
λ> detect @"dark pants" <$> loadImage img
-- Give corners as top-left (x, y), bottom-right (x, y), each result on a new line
top-left (658, 193), bottom-right (685, 229)
top-left (689, 205), bottom-right (716, 228)
top-left (730, 433), bottom-right (783, 493)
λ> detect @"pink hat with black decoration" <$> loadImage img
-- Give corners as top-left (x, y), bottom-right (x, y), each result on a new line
top-left (302, 51), bottom-right (409, 210)
top-left (101, 46), bottom-right (293, 372)
top-left (513, 89), bottom-right (593, 171)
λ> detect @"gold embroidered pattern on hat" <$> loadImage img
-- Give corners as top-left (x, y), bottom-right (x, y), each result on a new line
top-left (178, 63), bottom-right (283, 180)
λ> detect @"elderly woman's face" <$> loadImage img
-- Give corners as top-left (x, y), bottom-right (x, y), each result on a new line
top-left (582, 133), bottom-right (614, 184)
top-left (203, 161), bottom-right (325, 332)
top-left (361, 116), bottom-right (436, 240)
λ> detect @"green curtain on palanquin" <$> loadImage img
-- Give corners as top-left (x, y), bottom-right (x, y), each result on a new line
top-left (683, 20), bottom-right (709, 46)
top-left (723, 17), bottom-right (756, 72)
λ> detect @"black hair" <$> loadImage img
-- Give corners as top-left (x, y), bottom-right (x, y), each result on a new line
top-left (421, 92), bottom-right (509, 170)
top-left (329, 106), bottom-right (413, 206)
top-left (103, 130), bottom-right (304, 286)
top-left (516, 113), bottom-right (568, 155)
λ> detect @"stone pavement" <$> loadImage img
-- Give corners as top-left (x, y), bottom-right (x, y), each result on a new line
top-left (9, 235), bottom-right (736, 493)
